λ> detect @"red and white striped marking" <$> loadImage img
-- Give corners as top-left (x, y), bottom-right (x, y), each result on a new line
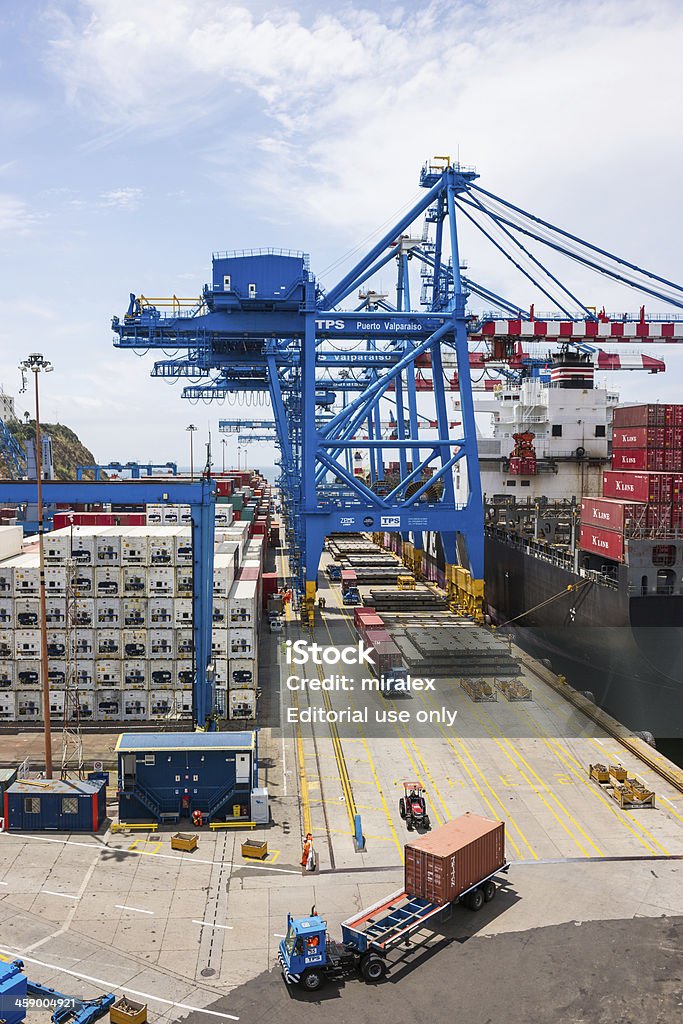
top-left (479, 319), bottom-right (683, 341)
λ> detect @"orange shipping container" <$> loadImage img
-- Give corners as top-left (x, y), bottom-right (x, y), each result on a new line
top-left (404, 813), bottom-right (505, 904)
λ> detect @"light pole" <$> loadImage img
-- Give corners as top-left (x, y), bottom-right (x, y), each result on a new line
top-left (186, 424), bottom-right (197, 480)
top-left (221, 438), bottom-right (227, 473)
top-left (19, 353), bottom-right (54, 779)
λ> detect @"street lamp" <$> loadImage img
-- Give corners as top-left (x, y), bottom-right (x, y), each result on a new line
top-left (221, 438), bottom-right (227, 473)
top-left (19, 353), bottom-right (54, 779)
top-left (186, 424), bottom-right (197, 480)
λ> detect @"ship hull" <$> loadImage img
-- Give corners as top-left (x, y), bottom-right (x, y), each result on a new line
top-left (484, 533), bottom-right (683, 738)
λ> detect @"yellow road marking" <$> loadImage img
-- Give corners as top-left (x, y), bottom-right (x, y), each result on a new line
top-left (463, 694), bottom-right (603, 857)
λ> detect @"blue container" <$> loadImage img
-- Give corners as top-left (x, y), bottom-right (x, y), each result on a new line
top-left (4, 778), bottom-right (106, 833)
top-left (0, 959), bottom-right (27, 1024)
top-left (116, 731), bottom-right (257, 824)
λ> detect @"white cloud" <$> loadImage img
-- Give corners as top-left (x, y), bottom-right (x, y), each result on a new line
top-left (99, 186), bottom-right (143, 209)
top-left (0, 193), bottom-right (42, 234)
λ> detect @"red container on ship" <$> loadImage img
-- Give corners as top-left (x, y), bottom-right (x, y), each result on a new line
top-left (611, 448), bottom-right (665, 471)
top-left (613, 404), bottom-right (667, 428)
top-left (665, 426), bottom-right (683, 449)
top-left (354, 607), bottom-right (382, 629)
top-left (612, 426), bottom-right (665, 450)
top-left (579, 524), bottom-right (625, 562)
top-left (602, 470), bottom-right (682, 504)
top-left (580, 497), bottom-right (639, 533)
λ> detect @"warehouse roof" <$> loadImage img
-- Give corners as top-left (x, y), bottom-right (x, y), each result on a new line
top-left (7, 778), bottom-right (104, 796)
top-left (115, 731), bottom-right (255, 752)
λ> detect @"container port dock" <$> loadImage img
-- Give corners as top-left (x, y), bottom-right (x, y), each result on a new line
top-left (2, 154), bottom-right (683, 1023)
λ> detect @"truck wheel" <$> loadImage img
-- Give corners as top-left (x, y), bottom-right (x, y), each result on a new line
top-left (423, 815), bottom-right (430, 829)
top-left (398, 797), bottom-right (406, 819)
top-left (483, 880), bottom-right (496, 902)
top-left (467, 887), bottom-right (485, 911)
top-left (361, 955), bottom-right (387, 983)
top-left (301, 969), bottom-right (325, 992)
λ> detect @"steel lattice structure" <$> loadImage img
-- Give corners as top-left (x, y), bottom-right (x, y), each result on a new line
top-left (111, 159), bottom-right (683, 624)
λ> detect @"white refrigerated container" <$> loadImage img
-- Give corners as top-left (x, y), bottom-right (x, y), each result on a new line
top-left (175, 628), bottom-right (193, 658)
top-left (15, 661), bottom-right (40, 689)
top-left (47, 661), bottom-right (67, 689)
top-left (149, 690), bottom-right (174, 719)
top-left (174, 532), bottom-right (193, 565)
top-left (175, 567), bottom-right (193, 597)
top-left (149, 659), bottom-right (174, 689)
top-left (173, 597), bottom-right (192, 627)
top-left (123, 691), bottom-right (148, 719)
top-left (14, 558), bottom-right (40, 598)
top-left (228, 687), bottom-right (257, 721)
top-left (211, 598), bottom-right (228, 627)
top-left (15, 629), bottom-right (40, 660)
top-left (229, 657), bottom-right (257, 687)
top-left (0, 630), bottom-right (13, 660)
top-left (122, 660), bottom-right (147, 689)
top-left (96, 689), bottom-right (121, 721)
top-left (0, 597), bottom-right (13, 628)
top-left (44, 565), bottom-right (67, 596)
top-left (122, 566), bottom-right (147, 596)
top-left (148, 597), bottom-right (173, 627)
top-left (122, 598), bottom-right (147, 628)
top-left (0, 661), bottom-right (13, 689)
top-left (46, 597), bottom-right (67, 626)
top-left (46, 629), bottom-right (67, 659)
top-left (150, 630), bottom-right (174, 658)
top-left (0, 525), bottom-right (22, 561)
top-left (49, 690), bottom-right (65, 717)
top-left (148, 566), bottom-right (175, 597)
top-left (228, 627), bottom-right (257, 658)
top-left (121, 532), bottom-right (149, 565)
top-left (174, 689), bottom-right (193, 718)
top-left (96, 598), bottom-right (121, 626)
top-left (75, 630), bottom-right (95, 658)
top-left (228, 576), bottom-right (259, 627)
top-left (174, 660), bottom-right (193, 689)
top-left (95, 566), bottom-right (121, 598)
top-left (96, 660), bottom-right (121, 686)
top-left (122, 628), bottom-right (147, 659)
top-left (214, 658), bottom-right (229, 687)
top-left (96, 629), bottom-right (121, 659)
top-left (0, 691), bottom-right (16, 720)
top-left (148, 532), bottom-right (175, 565)
top-left (95, 530), bottom-right (121, 564)
top-left (73, 567), bottom-right (94, 595)
top-left (75, 661), bottom-right (95, 690)
top-left (211, 627), bottom-right (228, 658)
top-left (17, 692), bottom-right (41, 720)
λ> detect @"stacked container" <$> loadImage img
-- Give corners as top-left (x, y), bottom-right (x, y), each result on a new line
top-left (580, 403), bottom-right (683, 560)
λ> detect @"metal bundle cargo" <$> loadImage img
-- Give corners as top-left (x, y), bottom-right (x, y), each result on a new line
top-left (405, 814), bottom-right (506, 903)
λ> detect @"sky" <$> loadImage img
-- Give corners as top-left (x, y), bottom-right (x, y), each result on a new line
top-left (1, 0), bottom-right (683, 471)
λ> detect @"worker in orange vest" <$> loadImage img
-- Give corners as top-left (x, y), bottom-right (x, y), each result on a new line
top-left (301, 832), bottom-right (313, 868)
top-left (192, 808), bottom-right (203, 828)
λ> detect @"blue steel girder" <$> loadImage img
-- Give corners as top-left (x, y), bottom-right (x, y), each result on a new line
top-left (0, 479), bottom-right (217, 728)
top-left (114, 157), bottom-right (683, 597)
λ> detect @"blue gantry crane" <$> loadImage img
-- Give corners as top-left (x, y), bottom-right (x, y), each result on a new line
top-left (75, 462), bottom-right (178, 480)
top-left (111, 158), bottom-right (683, 624)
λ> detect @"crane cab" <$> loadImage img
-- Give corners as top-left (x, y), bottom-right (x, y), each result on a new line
top-left (278, 913), bottom-right (328, 984)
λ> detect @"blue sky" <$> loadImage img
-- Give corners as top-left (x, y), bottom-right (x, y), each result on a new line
top-left (1, 0), bottom-right (682, 468)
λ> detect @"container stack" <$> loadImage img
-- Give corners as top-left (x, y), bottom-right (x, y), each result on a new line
top-left (0, 519), bottom-right (261, 726)
top-left (216, 536), bottom-right (264, 721)
top-left (580, 403), bottom-right (683, 561)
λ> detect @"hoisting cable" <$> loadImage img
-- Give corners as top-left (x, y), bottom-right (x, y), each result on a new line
top-left (498, 578), bottom-right (593, 626)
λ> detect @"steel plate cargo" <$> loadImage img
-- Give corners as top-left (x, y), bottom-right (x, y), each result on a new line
top-left (404, 813), bottom-right (506, 903)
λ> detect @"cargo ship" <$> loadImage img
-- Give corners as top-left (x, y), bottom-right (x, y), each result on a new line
top-left (380, 357), bottom-right (683, 740)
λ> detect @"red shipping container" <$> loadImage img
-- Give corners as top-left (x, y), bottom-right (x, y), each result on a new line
top-left (646, 506), bottom-right (672, 530)
top-left (354, 607), bottom-right (382, 628)
top-left (602, 470), bottom-right (681, 503)
top-left (613, 404), bottom-right (667, 428)
top-left (363, 628), bottom-right (392, 647)
top-left (579, 523), bottom-right (625, 562)
top-left (580, 497), bottom-right (643, 533)
top-left (611, 449), bottom-right (664, 471)
top-left (612, 426), bottom-right (664, 449)
top-left (665, 426), bottom-right (683, 449)
top-left (232, 510), bottom-right (241, 521)
top-left (261, 571), bottom-right (279, 607)
top-left (404, 815), bottom-right (506, 904)
top-left (664, 450), bottom-right (683, 472)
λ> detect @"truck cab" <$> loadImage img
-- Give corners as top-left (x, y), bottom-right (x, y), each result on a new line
top-left (278, 913), bottom-right (328, 988)
top-left (326, 564), bottom-right (342, 582)
top-left (342, 586), bottom-right (361, 606)
top-left (382, 666), bottom-right (409, 694)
